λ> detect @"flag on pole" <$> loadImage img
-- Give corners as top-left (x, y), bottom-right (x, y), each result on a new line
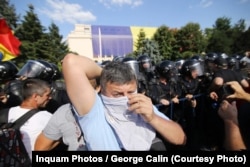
top-left (0, 18), bottom-right (21, 61)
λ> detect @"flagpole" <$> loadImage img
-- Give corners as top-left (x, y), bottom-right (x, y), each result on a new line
top-left (98, 27), bottom-right (102, 58)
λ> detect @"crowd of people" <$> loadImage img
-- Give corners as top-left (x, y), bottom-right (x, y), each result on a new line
top-left (0, 51), bottom-right (250, 159)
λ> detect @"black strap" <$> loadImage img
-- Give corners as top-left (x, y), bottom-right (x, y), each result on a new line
top-left (11, 109), bottom-right (39, 129)
top-left (1, 109), bottom-right (39, 129)
top-left (70, 104), bottom-right (84, 141)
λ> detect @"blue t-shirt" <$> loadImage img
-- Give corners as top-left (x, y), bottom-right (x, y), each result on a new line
top-left (74, 93), bottom-right (169, 150)
top-left (75, 93), bottom-right (121, 150)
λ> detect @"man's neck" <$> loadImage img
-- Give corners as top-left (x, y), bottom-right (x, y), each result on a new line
top-left (20, 101), bottom-right (37, 109)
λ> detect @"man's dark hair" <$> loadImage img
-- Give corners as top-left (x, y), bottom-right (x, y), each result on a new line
top-left (22, 79), bottom-right (51, 100)
top-left (100, 61), bottom-right (137, 92)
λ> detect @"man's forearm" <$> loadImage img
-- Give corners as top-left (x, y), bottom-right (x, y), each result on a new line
top-left (223, 120), bottom-right (246, 150)
top-left (149, 115), bottom-right (186, 145)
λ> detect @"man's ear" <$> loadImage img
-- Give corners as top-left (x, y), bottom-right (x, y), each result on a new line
top-left (33, 93), bottom-right (39, 100)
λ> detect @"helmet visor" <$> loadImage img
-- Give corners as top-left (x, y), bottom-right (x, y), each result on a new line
top-left (17, 60), bottom-right (45, 78)
top-left (191, 62), bottom-right (204, 77)
top-left (123, 60), bottom-right (140, 79)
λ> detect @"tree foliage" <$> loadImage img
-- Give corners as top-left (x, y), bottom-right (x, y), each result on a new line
top-left (206, 17), bottom-right (249, 55)
top-left (152, 25), bottom-right (176, 60)
top-left (131, 29), bottom-right (162, 63)
top-left (241, 27), bottom-right (250, 52)
top-left (133, 28), bottom-right (146, 57)
top-left (175, 23), bottom-right (206, 58)
top-left (14, 5), bottom-right (47, 66)
top-left (0, 0), bottom-right (20, 29)
top-left (231, 19), bottom-right (247, 54)
top-left (13, 4), bottom-right (69, 67)
top-left (46, 22), bottom-right (69, 64)
top-left (207, 17), bottom-right (233, 54)
top-left (141, 39), bottom-right (162, 64)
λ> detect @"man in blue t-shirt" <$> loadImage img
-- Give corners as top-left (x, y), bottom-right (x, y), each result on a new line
top-left (62, 53), bottom-right (186, 150)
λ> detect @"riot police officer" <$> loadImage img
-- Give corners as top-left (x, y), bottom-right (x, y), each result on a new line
top-left (209, 56), bottom-right (249, 100)
top-left (226, 56), bottom-right (237, 70)
top-left (0, 61), bottom-right (20, 109)
top-left (179, 58), bottom-right (204, 150)
top-left (152, 60), bottom-right (182, 118)
top-left (204, 52), bottom-right (218, 72)
top-left (0, 61), bottom-right (19, 82)
top-left (137, 55), bottom-right (158, 95)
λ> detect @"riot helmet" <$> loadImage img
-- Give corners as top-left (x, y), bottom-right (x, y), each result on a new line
top-left (0, 61), bottom-right (18, 82)
top-left (232, 54), bottom-right (243, 70)
top-left (137, 55), bottom-right (152, 73)
top-left (205, 52), bottom-right (219, 73)
top-left (205, 52), bottom-right (218, 63)
top-left (156, 60), bottom-right (178, 82)
top-left (17, 60), bottom-right (54, 81)
top-left (100, 60), bottom-right (111, 68)
top-left (191, 55), bottom-right (204, 62)
top-left (122, 57), bottom-right (135, 62)
top-left (214, 57), bottom-right (228, 69)
top-left (50, 63), bottom-right (62, 81)
top-left (180, 59), bottom-right (204, 77)
top-left (218, 53), bottom-right (229, 59)
top-left (122, 57), bottom-right (140, 78)
top-left (191, 55), bottom-right (205, 74)
top-left (226, 57), bottom-right (237, 70)
top-left (232, 54), bottom-right (243, 61)
top-left (175, 59), bottom-right (185, 71)
top-left (113, 56), bottom-right (124, 62)
top-left (3, 79), bottom-right (23, 106)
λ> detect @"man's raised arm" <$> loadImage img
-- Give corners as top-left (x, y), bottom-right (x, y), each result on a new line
top-left (62, 53), bottom-right (102, 116)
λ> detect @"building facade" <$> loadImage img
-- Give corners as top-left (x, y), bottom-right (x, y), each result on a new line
top-left (66, 24), bottom-right (157, 62)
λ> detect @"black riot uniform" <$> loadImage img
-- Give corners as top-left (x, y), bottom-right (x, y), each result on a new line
top-left (150, 60), bottom-right (182, 117)
top-left (137, 55), bottom-right (158, 95)
top-left (0, 61), bottom-right (21, 109)
top-left (210, 56), bottom-right (248, 101)
top-left (178, 59), bottom-right (205, 150)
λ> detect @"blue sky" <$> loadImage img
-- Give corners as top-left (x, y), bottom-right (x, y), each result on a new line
top-left (9, 0), bottom-right (250, 39)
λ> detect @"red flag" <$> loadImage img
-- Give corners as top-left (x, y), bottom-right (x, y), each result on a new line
top-left (0, 18), bottom-right (21, 61)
